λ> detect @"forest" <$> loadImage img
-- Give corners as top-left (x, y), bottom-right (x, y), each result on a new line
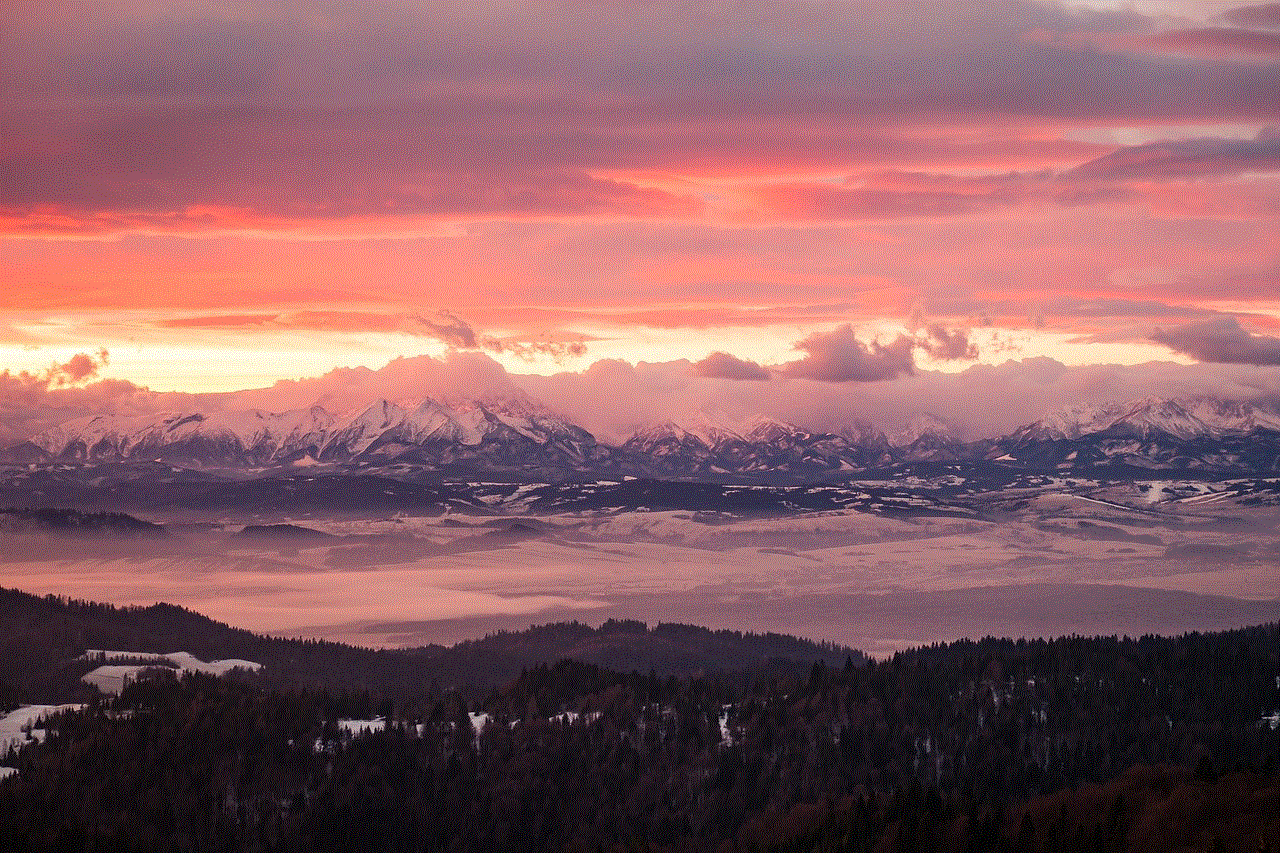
top-left (0, 586), bottom-right (859, 702)
top-left (1, 623), bottom-right (1275, 852)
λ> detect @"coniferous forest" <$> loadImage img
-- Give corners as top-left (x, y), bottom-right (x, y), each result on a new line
top-left (1, 621), bottom-right (1275, 853)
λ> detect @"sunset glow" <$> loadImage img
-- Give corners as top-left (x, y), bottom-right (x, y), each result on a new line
top-left (2, 0), bottom-right (1277, 440)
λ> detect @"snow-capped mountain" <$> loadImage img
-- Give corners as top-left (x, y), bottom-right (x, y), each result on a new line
top-left (889, 414), bottom-right (957, 448)
top-left (621, 414), bottom-right (893, 475)
top-left (14, 392), bottom-right (606, 473)
top-left (625, 412), bottom-right (745, 456)
top-left (988, 397), bottom-right (1280, 471)
top-left (1012, 397), bottom-right (1280, 443)
top-left (5, 395), bottom-right (1278, 478)
top-left (25, 408), bottom-right (335, 467)
top-left (888, 414), bottom-right (966, 462)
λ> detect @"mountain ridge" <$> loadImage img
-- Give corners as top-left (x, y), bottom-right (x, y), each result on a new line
top-left (6, 394), bottom-right (1280, 477)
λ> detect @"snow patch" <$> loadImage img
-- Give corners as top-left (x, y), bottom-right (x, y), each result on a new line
top-left (338, 717), bottom-right (385, 736)
top-left (0, 704), bottom-right (85, 752)
top-left (79, 650), bottom-right (263, 694)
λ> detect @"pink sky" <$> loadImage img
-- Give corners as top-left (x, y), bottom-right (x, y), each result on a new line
top-left (1, 1), bottom-right (1278, 436)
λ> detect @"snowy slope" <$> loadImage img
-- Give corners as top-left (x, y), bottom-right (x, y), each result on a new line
top-left (10, 395), bottom-right (1280, 477)
top-left (78, 650), bottom-right (263, 695)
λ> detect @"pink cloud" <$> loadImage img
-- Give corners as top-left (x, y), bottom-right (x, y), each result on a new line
top-left (781, 326), bottom-right (917, 383)
top-left (914, 325), bottom-right (979, 361)
top-left (4, 2), bottom-right (1278, 236)
top-left (0, 350), bottom-right (197, 446)
top-left (4, 349), bottom-right (1280, 451)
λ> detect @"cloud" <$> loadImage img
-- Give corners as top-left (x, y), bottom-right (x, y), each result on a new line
top-left (1151, 315), bottom-right (1280, 365)
top-left (1145, 26), bottom-right (1280, 58)
top-left (691, 352), bottom-right (771, 381)
top-left (410, 312), bottom-right (477, 349)
top-left (521, 354), bottom-right (1280, 445)
top-left (479, 337), bottom-right (588, 363)
top-left (160, 314), bottom-right (279, 329)
top-left (5, 1), bottom-right (1279, 236)
top-left (229, 350), bottom-right (519, 414)
top-left (5, 348), bottom-right (1280, 450)
top-left (159, 309), bottom-right (482, 347)
top-left (736, 135), bottom-right (1280, 223)
top-left (780, 325), bottom-right (917, 383)
top-left (45, 349), bottom-right (111, 386)
top-left (915, 325), bottom-right (979, 361)
top-left (1068, 132), bottom-right (1280, 182)
top-left (158, 308), bottom-right (589, 363)
top-left (1221, 3), bottom-right (1280, 29)
top-left (0, 350), bottom-right (198, 446)
top-left (738, 170), bottom-right (1047, 222)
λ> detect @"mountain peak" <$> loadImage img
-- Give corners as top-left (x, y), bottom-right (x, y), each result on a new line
top-left (1027, 396), bottom-right (1280, 441)
top-left (890, 414), bottom-right (958, 448)
top-left (741, 415), bottom-right (805, 443)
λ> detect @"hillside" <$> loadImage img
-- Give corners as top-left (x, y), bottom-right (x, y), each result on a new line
top-left (0, 624), bottom-right (1273, 852)
top-left (0, 587), bottom-right (861, 703)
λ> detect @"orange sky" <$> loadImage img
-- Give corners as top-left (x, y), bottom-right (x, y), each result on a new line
top-left (1, 1), bottom-right (1278, 408)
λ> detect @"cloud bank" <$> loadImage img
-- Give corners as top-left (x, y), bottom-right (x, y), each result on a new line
top-left (1152, 316), bottom-right (1280, 365)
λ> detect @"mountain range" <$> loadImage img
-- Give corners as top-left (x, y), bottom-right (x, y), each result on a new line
top-left (4, 394), bottom-right (1279, 478)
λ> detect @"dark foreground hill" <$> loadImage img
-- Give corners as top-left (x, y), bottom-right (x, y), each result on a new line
top-left (0, 587), bottom-right (859, 703)
top-left (0, 623), bottom-right (1274, 853)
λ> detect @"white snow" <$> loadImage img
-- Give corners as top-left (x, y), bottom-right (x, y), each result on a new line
top-left (1027, 396), bottom-right (1280, 442)
top-left (79, 650), bottom-right (263, 694)
top-left (0, 767), bottom-right (16, 780)
top-left (337, 717), bottom-right (385, 736)
top-left (82, 665), bottom-right (152, 695)
top-left (890, 414), bottom-right (958, 447)
top-left (0, 704), bottom-right (85, 752)
top-left (548, 711), bottom-right (599, 726)
top-left (718, 708), bottom-right (735, 747)
top-left (29, 390), bottom-right (586, 466)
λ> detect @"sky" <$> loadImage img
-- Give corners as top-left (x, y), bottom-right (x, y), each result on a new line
top-left (2, 0), bottom-right (1279, 442)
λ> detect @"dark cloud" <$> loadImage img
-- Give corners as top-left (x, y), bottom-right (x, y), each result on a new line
top-left (1220, 3), bottom-right (1280, 29)
top-left (1147, 26), bottom-right (1280, 57)
top-left (4, 2), bottom-right (1279, 233)
top-left (691, 352), bottom-right (771, 381)
top-left (1151, 315), bottom-right (1280, 365)
top-left (479, 337), bottom-right (588, 363)
top-left (781, 326), bottom-right (916, 383)
top-left (915, 325), bottom-right (978, 361)
top-left (409, 312), bottom-right (478, 349)
top-left (1067, 133), bottom-right (1280, 182)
